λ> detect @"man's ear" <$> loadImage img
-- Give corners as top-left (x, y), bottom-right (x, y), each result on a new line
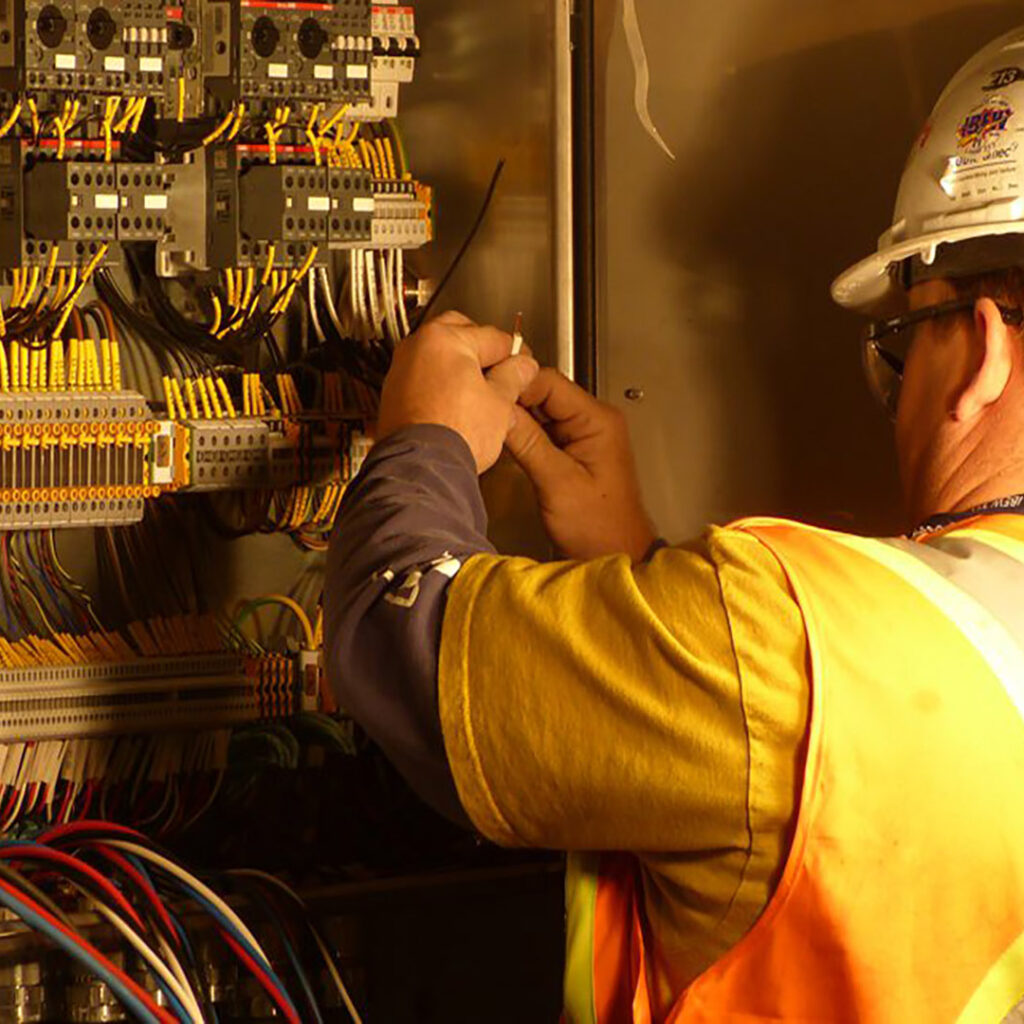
top-left (952, 297), bottom-right (1014, 422)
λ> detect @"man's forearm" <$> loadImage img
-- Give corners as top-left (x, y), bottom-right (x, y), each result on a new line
top-left (324, 424), bottom-right (495, 824)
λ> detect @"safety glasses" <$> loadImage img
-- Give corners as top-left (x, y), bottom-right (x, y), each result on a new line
top-left (861, 299), bottom-right (1024, 420)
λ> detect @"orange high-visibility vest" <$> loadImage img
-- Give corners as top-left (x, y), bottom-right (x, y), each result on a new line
top-left (564, 514), bottom-right (1024, 1024)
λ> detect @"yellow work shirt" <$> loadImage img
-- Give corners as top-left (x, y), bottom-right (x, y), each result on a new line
top-left (438, 527), bottom-right (809, 1021)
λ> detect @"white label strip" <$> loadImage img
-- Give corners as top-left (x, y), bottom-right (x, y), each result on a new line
top-left (268, 63), bottom-right (289, 79)
top-left (104, 55), bottom-right (126, 72)
top-left (307, 196), bottom-right (330, 212)
top-left (54, 53), bottom-right (77, 70)
top-left (347, 64), bottom-right (369, 80)
top-left (144, 194), bottom-right (169, 211)
top-left (314, 64), bottom-right (334, 80)
top-left (95, 194), bottom-right (119, 210)
top-left (139, 56), bottom-right (163, 73)
top-left (353, 197), bottom-right (375, 213)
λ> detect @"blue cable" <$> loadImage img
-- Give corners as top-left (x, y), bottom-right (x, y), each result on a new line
top-left (0, 885), bottom-right (165, 1024)
top-left (157, 877), bottom-right (300, 1021)
top-left (245, 887), bottom-right (324, 1024)
top-left (168, 909), bottom-right (220, 1024)
top-left (20, 538), bottom-right (64, 624)
top-left (0, 843), bottom-right (193, 1022)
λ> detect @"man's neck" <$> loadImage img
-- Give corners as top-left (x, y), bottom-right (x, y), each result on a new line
top-left (917, 463), bottom-right (1024, 525)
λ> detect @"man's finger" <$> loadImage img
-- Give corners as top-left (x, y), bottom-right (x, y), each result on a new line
top-left (520, 367), bottom-right (603, 426)
top-left (434, 310), bottom-right (477, 327)
top-left (487, 356), bottom-right (540, 404)
top-left (505, 404), bottom-right (578, 492)
top-left (455, 324), bottom-right (517, 369)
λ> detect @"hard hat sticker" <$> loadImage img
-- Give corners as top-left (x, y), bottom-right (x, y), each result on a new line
top-left (957, 97), bottom-right (1014, 153)
top-left (983, 68), bottom-right (1024, 91)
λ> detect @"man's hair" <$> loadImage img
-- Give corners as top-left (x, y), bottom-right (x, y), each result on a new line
top-left (951, 266), bottom-right (1024, 307)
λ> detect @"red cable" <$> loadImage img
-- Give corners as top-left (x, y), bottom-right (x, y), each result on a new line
top-left (221, 929), bottom-right (301, 1024)
top-left (0, 846), bottom-right (145, 932)
top-left (55, 782), bottom-right (74, 825)
top-left (77, 781), bottom-right (96, 820)
top-left (80, 844), bottom-right (180, 948)
top-left (37, 818), bottom-right (147, 846)
top-left (0, 786), bottom-right (18, 823)
top-left (0, 876), bottom-right (175, 1024)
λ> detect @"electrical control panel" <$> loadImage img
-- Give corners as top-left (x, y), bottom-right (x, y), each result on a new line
top-left (0, 4), bottom-right (462, 1022)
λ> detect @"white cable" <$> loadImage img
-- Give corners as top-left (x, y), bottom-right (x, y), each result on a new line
top-left (156, 931), bottom-right (197, 1010)
top-left (395, 249), bottom-right (410, 337)
top-left (361, 251), bottom-right (373, 339)
top-left (312, 927), bottom-right (364, 1024)
top-left (86, 897), bottom-right (204, 1024)
top-left (105, 841), bottom-right (271, 967)
top-left (308, 270), bottom-right (327, 344)
top-left (379, 251), bottom-right (400, 345)
top-left (318, 268), bottom-right (344, 340)
top-left (349, 250), bottom-right (363, 335)
top-left (364, 251), bottom-right (382, 338)
top-left (226, 869), bottom-right (364, 1024)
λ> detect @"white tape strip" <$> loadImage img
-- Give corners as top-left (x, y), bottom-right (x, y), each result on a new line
top-left (622, 0), bottom-right (676, 161)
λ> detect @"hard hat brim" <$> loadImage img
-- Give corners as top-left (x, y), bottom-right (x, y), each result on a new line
top-left (832, 221), bottom-right (1024, 313)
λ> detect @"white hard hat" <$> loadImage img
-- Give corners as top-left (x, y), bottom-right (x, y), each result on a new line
top-left (833, 27), bottom-right (1024, 311)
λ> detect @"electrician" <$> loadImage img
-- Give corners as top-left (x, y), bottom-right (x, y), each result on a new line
top-left (326, 27), bottom-right (1024, 1024)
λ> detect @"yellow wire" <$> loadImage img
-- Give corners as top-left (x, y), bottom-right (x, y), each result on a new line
top-left (227, 103), bottom-right (246, 142)
top-left (130, 96), bottom-right (146, 133)
top-left (42, 246), bottom-right (59, 290)
top-left (202, 106), bottom-right (235, 147)
top-left (209, 292), bottom-right (223, 335)
top-left (383, 137), bottom-right (398, 180)
top-left (374, 138), bottom-right (390, 180)
top-left (0, 101), bottom-right (22, 140)
top-left (177, 78), bottom-right (186, 122)
top-left (261, 244), bottom-right (276, 287)
top-left (239, 595), bottom-right (315, 650)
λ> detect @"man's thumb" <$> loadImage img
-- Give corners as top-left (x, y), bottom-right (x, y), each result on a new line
top-left (505, 405), bottom-right (570, 490)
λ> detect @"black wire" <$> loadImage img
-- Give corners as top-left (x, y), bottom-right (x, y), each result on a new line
top-left (412, 158), bottom-right (506, 329)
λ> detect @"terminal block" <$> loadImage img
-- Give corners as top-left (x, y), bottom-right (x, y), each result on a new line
top-left (175, 416), bottom-right (360, 492)
top-left (179, 417), bottom-right (272, 491)
top-left (0, 390), bottom-right (158, 528)
top-left (371, 177), bottom-right (431, 248)
top-left (0, 653), bottom-right (269, 742)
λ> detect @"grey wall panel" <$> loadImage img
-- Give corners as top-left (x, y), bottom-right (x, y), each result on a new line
top-left (596, 1), bottom-right (1024, 541)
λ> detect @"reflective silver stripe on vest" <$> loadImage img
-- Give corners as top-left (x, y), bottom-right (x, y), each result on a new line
top-left (886, 531), bottom-right (1024, 1024)
top-left (883, 533), bottom-right (1024, 661)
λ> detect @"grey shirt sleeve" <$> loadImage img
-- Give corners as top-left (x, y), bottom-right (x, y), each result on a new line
top-left (324, 424), bottom-right (495, 825)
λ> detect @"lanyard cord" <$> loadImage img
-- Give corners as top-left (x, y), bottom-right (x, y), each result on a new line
top-left (910, 493), bottom-right (1024, 540)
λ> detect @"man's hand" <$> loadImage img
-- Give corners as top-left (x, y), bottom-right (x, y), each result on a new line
top-left (505, 368), bottom-right (656, 562)
top-left (377, 311), bottom-right (540, 474)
